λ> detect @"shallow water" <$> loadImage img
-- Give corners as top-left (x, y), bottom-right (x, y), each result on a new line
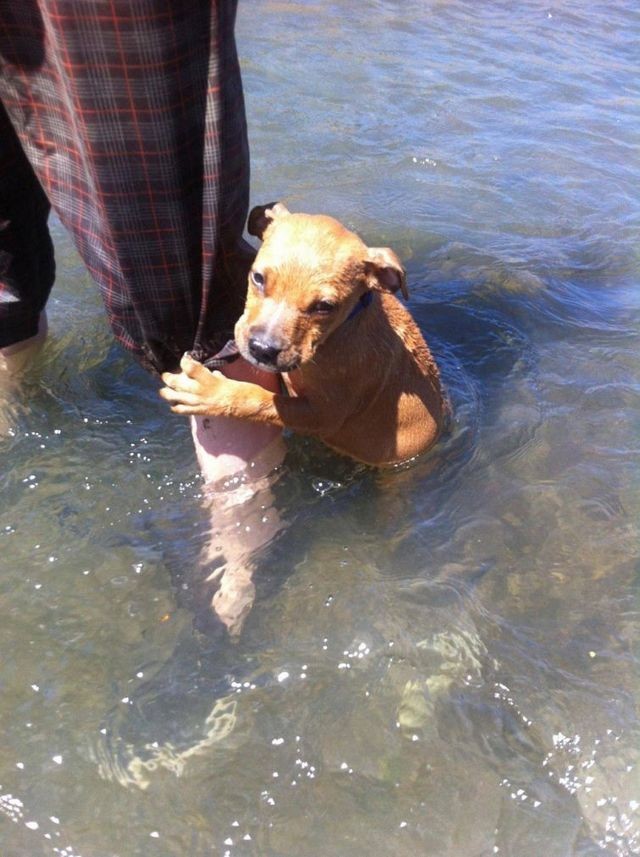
top-left (1, 1), bottom-right (639, 855)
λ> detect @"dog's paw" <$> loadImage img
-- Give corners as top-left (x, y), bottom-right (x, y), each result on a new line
top-left (159, 354), bottom-right (230, 416)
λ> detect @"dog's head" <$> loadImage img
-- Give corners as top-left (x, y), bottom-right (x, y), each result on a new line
top-left (235, 202), bottom-right (408, 372)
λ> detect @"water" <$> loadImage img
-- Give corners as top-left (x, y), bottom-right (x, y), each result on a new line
top-left (1, 1), bottom-right (639, 854)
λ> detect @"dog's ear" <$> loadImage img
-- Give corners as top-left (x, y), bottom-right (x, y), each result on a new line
top-left (364, 247), bottom-right (408, 300)
top-left (247, 202), bottom-right (290, 239)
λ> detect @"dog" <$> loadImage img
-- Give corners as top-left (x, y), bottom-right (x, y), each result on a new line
top-left (160, 203), bottom-right (445, 466)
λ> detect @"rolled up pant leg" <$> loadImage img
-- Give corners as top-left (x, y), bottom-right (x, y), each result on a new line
top-left (0, 0), bottom-right (250, 373)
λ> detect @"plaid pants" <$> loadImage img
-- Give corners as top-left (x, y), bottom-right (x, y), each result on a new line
top-left (0, 0), bottom-right (250, 373)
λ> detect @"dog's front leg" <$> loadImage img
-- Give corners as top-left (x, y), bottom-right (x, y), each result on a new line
top-left (160, 354), bottom-right (341, 437)
top-left (160, 354), bottom-right (276, 418)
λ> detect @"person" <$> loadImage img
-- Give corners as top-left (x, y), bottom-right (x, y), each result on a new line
top-left (0, 0), bottom-right (283, 469)
top-left (0, 0), bottom-right (285, 632)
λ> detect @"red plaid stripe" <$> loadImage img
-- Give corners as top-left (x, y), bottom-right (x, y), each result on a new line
top-left (0, 0), bottom-right (251, 372)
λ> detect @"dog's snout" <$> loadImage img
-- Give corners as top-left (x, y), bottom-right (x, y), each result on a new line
top-left (248, 336), bottom-right (282, 366)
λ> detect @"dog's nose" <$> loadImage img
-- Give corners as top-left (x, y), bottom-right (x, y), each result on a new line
top-left (248, 337), bottom-right (282, 366)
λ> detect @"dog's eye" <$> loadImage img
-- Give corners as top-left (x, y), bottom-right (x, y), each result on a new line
top-left (308, 299), bottom-right (336, 315)
top-left (250, 270), bottom-right (265, 290)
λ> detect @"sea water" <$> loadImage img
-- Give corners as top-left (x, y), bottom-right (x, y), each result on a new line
top-left (1, 1), bottom-right (638, 854)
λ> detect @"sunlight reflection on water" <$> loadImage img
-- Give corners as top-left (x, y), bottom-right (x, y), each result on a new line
top-left (1, 1), bottom-right (639, 855)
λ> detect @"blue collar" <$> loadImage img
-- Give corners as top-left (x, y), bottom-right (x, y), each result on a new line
top-left (346, 291), bottom-right (373, 321)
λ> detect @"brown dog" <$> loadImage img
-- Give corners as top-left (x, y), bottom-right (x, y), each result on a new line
top-left (160, 203), bottom-right (444, 466)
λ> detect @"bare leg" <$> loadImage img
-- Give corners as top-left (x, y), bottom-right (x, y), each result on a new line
top-left (0, 311), bottom-right (48, 377)
top-left (191, 356), bottom-right (286, 636)
top-left (0, 312), bottom-right (48, 433)
top-left (190, 356), bottom-right (284, 485)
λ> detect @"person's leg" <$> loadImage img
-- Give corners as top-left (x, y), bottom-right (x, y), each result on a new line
top-left (0, 312), bottom-right (48, 376)
top-left (0, 1), bottom-right (283, 633)
top-left (191, 355), bottom-right (285, 636)
top-left (0, 311), bottom-right (47, 432)
top-left (0, 0), bottom-right (250, 374)
top-left (191, 357), bottom-right (284, 484)
top-left (1, 0), bottom-right (279, 448)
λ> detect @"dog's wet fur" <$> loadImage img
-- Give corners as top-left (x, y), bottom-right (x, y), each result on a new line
top-left (161, 203), bottom-right (444, 466)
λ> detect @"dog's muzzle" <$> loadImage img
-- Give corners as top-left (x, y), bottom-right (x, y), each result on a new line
top-left (248, 336), bottom-right (282, 367)
top-left (245, 336), bottom-right (299, 373)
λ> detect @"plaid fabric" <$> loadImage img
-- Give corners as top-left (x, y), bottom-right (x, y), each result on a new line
top-left (0, 0), bottom-right (251, 373)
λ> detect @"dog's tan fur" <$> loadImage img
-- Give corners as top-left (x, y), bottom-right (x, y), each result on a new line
top-left (160, 204), bottom-right (444, 466)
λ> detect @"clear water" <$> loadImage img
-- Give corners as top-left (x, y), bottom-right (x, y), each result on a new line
top-left (1, 1), bottom-right (639, 854)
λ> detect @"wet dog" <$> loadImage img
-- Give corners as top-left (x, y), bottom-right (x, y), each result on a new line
top-left (161, 203), bottom-right (444, 466)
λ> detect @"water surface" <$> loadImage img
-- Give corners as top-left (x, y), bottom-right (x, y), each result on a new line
top-left (1, 1), bottom-right (639, 855)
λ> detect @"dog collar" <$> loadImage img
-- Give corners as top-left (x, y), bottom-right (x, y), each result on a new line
top-left (345, 291), bottom-right (373, 322)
